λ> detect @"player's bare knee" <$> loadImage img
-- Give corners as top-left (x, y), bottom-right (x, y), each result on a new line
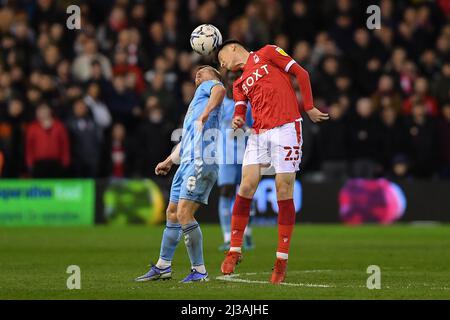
top-left (238, 182), bottom-right (257, 198)
top-left (166, 203), bottom-right (178, 223)
top-left (166, 210), bottom-right (177, 223)
top-left (276, 181), bottom-right (294, 200)
top-left (176, 207), bottom-right (193, 225)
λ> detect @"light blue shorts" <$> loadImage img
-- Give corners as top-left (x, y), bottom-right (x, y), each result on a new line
top-left (169, 162), bottom-right (218, 205)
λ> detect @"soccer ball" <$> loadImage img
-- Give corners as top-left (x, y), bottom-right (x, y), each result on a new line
top-left (190, 24), bottom-right (223, 56)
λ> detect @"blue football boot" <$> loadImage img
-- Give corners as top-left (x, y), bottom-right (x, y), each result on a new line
top-left (135, 264), bottom-right (172, 282)
top-left (180, 269), bottom-right (209, 283)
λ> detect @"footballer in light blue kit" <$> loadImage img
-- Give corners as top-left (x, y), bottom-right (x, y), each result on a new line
top-left (135, 66), bottom-right (225, 283)
top-left (217, 72), bottom-right (255, 251)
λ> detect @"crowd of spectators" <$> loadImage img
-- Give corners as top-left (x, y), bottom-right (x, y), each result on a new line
top-left (0, 0), bottom-right (449, 181)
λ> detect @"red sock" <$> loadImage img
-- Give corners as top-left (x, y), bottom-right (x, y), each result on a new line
top-left (277, 199), bottom-right (296, 258)
top-left (230, 194), bottom-right (252, 249)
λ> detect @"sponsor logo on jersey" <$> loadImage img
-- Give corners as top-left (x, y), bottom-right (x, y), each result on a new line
top-left (241, 64), bottom-right (269, 94)
top-left (276, 47), bottom-right (288, 56)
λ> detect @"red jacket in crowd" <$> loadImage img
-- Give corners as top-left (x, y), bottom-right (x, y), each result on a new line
top-left (113, 64), bottom-right (146, 94)
top-left (25, 120), bottom-right (71, 168)
top-left (402, 95), bottom-right (439, 117)
top-left (438, 0), bottom-right (450, 16)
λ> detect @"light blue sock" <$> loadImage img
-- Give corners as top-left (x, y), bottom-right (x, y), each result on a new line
top-left (182, 221), bottom-right (204, 268)
top-left (159, 221), bottom-right (182, 263)
top-left (218, 196), bottom-right (232, 243)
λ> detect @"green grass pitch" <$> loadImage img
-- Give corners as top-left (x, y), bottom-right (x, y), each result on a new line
top-left (0, 224), bottom-right (449, 299)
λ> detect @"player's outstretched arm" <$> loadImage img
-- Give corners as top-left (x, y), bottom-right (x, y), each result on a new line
top-left (197, 85), bottom-right (226, 126)
top-left (263, 45), bottom-right (329, 123)
top-left (289, 64), bottom-right (329, 122)
top-left (155, 143), bottom-right (181, 175)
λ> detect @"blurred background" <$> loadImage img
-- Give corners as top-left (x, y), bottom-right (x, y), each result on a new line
top-left (0, 0), bottom-right (449, 226)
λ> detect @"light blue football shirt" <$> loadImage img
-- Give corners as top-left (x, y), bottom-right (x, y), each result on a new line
top-left (180, 79), bottom-right (224, 164)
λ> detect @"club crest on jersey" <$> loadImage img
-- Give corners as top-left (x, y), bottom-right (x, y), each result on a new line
top-left (241, 64), bottom-right (269, 94)
top-left (253, 54), bottom-right (260, 63)
top-left (276, 47), bottom-right (288, 56)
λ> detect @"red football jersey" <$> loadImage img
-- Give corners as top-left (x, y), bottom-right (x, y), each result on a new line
top-left (233, 45), bottom-right (313, 131)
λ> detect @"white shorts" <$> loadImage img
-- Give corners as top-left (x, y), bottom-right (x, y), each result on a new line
top-left (243, 119), bottom-right (303, 175)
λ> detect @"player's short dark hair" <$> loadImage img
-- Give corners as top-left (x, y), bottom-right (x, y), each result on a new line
top-left (216, 39), bottom-right (245, 59)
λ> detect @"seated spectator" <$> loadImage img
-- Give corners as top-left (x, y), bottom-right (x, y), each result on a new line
top-left (433, 61), bottom-right (450, 105)
top-left (329, 14), bottom-right (355, 54)
top-left (348, 98), bottom-right (380, 178)
top-left (405, 102), bottom-right (437, 178)
top-left (25, 86), bottom-right (43, 118)
top-left (372, 74), bottom-right (402, 113)
top-left (55, 59), bottom-right (75, 93)
top-left (318, 102), bottom-right (349, 180)
top-left (0, 99), bottom-right (26, 177)
top-left (145, 55), bottom-right (177, 92)
top-left (314, 55), bottom-right (339, 103)
top-left (97, 5), bottom-right (129, 53)
top-left (72, 37), bottom-right (112, 82)
top-left (179, 80), bottom-right (196, 116)
top-left (438, 103), bottom-right (450, 179)
top-left (419, 49), bottom-right (440, 79)
top-left (129, 3), bottom-right (147, 36)
top-left (107, 75), bottom-right (140, 128)
top-left (292, 41), bottom-right (313, 72)
top-left (25, 103), bottom-right (70, 177)
top-left (403, 77), bottom-right (439, 117)
top-left (112, 49), bottom-right (145, 94)
top-left (398, 60), bottom-right (417, 97)
top-left (436, 32), bottom-right (450, 62)
top-left (176, 51), bottom-right (195, 83)
top-left (10, 65), bottom-right (26, 93)
top-left (41, 44), bottom-right (61, 75)
top-left (135, 96), bottom-right (173, 177)
top-left (385, 46), bottom-right (407, 77)
top-left (145, 21), bottom-right (167, 63)
top-left (88, 60), bottom-right (114, 98)
top-left (100, 122), bottom-right (134, 178)
top-left (378, 106), bottom-right (408, 174)
top-left (143, 71), bottom-right (176, 124)
top-left (38, 73), bottom-right (59, 108)
top-left (286, 0), bottom-right (315, 43)
top-left (66, 99), bottom-right (101, 177)
top-left (334, 73), bottom-right (357, 105)
top-left (389, 154), bottom-right (413, 181)
top-left (83, 82), bottom-right (112, 131)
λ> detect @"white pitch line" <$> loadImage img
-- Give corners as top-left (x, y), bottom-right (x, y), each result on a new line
top-left (216, 274), bottom-right (334, 288)
top-left (250, 270), bottom-right (334, 275)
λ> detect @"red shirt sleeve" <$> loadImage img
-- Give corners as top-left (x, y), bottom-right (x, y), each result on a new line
top-left (261, 45), bottom-right (314, 110)
top-left (261, 45), bottom-right (295, 72)
top-left (233, 82), bottom-right (248, 120)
